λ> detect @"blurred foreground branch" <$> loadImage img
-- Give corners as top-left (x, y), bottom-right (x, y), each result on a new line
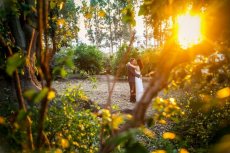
top-left (0, 35), bottom-right (34, 150)
top-left (101, 39), bottom-right (215, 152)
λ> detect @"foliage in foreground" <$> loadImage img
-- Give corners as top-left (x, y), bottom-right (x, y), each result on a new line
top-left (46, 87), bottom-right (101, 152)
top-left (0, 86), bottom-right (101, 152)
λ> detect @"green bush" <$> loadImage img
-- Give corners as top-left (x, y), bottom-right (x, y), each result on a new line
top-left (111, 46), bottom-right (160, 77)
top-left (73, 44), bottom-right (104, 75)
top-left (45, 86), bottom-right (100, 153)
top-left (170, 93), bottom-right (230, 152)
top-left (139, 48), bottom-right (160, 76)
top-left (142, 52), bottom-right (230, 153)
top-left (0, 85), bottom-right (101, 152)
top-left (52, 44), bottom-right (104, 77)
top-left (52, 47), bottom-right (75, 78)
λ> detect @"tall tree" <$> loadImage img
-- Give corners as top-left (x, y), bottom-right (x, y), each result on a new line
top-left (82, 0), bottom-right (133, 54)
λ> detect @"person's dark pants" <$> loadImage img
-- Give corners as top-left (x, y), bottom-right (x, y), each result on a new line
top-left (129, 81), bottom-right (136, 102)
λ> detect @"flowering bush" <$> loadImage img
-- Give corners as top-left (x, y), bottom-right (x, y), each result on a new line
top-left (45, 87), bottom-right (101, 152)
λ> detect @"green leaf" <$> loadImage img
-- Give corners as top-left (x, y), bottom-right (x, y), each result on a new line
top-left (16, 110), bottom-right (28, 122)
top-left (34, 88), bottom-right (49, 103)
top-left (50, 1), bottom-right (56, 9)
top-left (107, 129), bottom-right (138, 146)
top-left (23, 89), bottom-right (37, 101)
top-left (138, 5), bottom-right (146, 16)
top-left (65, 57), bottom-right (75, 69)
top-left (125, 142), bottom-right (148, 153)
top-left (60, 68), bottom-right (68, 78)
top-left (6, 53), bottom-right (25, 76)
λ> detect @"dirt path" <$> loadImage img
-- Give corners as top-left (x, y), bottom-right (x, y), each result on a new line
top-left (53, 75), bottom-right (150, 111)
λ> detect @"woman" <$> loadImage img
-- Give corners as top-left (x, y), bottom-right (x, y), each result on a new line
top-left (127, 59), bottom-right (144, 102)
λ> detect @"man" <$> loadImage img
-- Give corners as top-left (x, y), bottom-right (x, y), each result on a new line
top-left (126, 58), bottom-right (141, 103)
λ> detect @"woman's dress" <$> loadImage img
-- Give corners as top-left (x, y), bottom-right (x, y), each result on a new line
top-left (135, 70), bottom-right (144, 102)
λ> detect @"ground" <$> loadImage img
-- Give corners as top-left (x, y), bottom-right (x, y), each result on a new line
top-left (53, 75), bottom-right (150, 111)
top-left (53, 75), bottom-right (171, 143)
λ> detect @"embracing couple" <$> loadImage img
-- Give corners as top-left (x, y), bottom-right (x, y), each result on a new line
top-left (126, 58), bottom-right (144, 103)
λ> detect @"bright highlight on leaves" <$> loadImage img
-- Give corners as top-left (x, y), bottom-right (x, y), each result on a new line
top-left (216, 87), bottom-right (230, 99)
top-left (162, 132), bottom-right (176, 139)
top-left (59, 2), bottom-right (64, 10)
top-left (177, 13), bottom-right (202, 49)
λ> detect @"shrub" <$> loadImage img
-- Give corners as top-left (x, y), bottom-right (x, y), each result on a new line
top-left (45, 86), bottom-right (101, 153)
top-left (139, 48), bottom-right (160, 76)
top-left (0, 85), bottom-right (101, 152)
top-left (52, 47), bottom-right (75, 78)
top-left (111, 46), bottom-right (160, 77)
top-left (170, 92), bottom-right (230, 152)
top-left (73, 44), bottom-right (104, 75)
top-left (143, 52), bottom-right (230, 153)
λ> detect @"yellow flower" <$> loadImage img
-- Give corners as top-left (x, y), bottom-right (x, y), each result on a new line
top-left (159, 119), bottom-right (167, 124)
top-left (102, 109), bottom-right (111, 117)
top-left (60, 138), bottom-right (69, 148)
top-left (179, 148), bottom-right (189, 153)
top-left (54, 149), bottom-right (62, 153)
top-left (79, 124), bottom-right (85, 130)
top-left (169, 98), bottom-right (176, 105)
top-left (0, 116), bottom-right (5, 124)
top-left (99, 109), bottom-right (111, 122)
top-left (57, 19), bottom-right (65, 26)
top-left (73, 141), bottom-right (79, 146)
top-left (142, 128), bottom-right (155, 138)
top-left (125, 114), bottom-right (133, 120)
top-left (89, 148), bottom-right (94, 153)
top-left (152, 150), bottom-right (167, 153)
top-left (98, 10), bottom-right (106, 17)
top-left (112, 114), bottom-right (123, 129)
top-left (121, 8), bottom-right (127, 14)
top-left (216, 87), bottom-right (230, 99)
top-left (162, 132), bottom-right (176, 139)
top-left (67, 135), bottom-right (72, 140)
top-left (85, 13), bottom-right (92, 19)
top-left (47, 90), bottom-right (56, 101)
top-left (14, 123), bottom-right (19, 129)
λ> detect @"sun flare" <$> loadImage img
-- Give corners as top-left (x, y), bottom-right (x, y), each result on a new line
top-left (177, 14), bottom-right (202, 49)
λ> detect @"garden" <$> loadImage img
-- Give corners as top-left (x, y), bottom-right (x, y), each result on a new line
top-left (0, 0), bottom-right (230, 153)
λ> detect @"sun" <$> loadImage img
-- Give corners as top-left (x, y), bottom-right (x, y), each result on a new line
top-left (177, 13), bottom-right (202, 49)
